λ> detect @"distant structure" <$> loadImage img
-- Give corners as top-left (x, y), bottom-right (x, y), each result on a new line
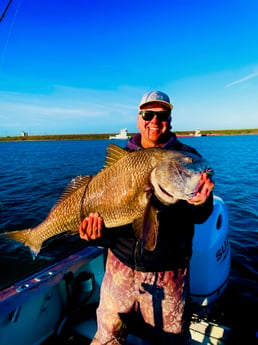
top-left (109, 128), bottom-right (130, 140)
top-left (194, 129), bottom-right (202, 137)
top-left (21, 131), bottom-right (28, 137)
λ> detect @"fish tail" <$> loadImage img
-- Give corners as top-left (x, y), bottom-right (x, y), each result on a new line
top-left (3, 229), bottom-right (42, 259)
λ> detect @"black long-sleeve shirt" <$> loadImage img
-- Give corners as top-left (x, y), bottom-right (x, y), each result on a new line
top-left (109, 132), bottom-right (214, 272)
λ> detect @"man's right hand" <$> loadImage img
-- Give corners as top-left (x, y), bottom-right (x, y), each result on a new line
top-left (79, 212), bottom-right (104, 241)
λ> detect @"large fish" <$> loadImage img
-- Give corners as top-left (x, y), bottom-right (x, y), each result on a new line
top-left (2, 144), bottom-right (213, 258)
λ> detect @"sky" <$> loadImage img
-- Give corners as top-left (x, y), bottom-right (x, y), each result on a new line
top-left (0, 0), bottom-right (257, 137)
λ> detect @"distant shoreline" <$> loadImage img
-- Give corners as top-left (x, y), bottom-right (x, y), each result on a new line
top-left (0, 128), bottom-right (257, 142)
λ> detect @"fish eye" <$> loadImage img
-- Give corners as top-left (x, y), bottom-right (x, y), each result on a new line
top-left (182, 157), bottom-right (193, 163)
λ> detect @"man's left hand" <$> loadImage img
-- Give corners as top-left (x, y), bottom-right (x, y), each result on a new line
top-left (187, 172), bottom-right (214, 206)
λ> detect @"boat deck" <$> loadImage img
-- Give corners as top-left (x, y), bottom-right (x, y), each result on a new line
top-left (0, 243), bottom-right (233, 345)
top-left (42, 303), bottom-right (230, 345)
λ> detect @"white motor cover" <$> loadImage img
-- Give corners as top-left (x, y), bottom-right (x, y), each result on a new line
top-left (190, 195), bottom-right (231, 306)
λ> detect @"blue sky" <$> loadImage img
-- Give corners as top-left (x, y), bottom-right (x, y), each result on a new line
top-left (0, 0), bottom-right (257, 137)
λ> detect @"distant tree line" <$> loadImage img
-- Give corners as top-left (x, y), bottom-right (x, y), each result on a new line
top-left (0, 128), bottom-right (257, 141)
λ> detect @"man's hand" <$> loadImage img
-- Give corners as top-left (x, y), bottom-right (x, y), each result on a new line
top-left (79, 212), bottom-right (104, 241)
top-left (187, 172), bottom-right (214, 206)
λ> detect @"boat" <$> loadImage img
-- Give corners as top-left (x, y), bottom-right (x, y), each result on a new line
top-left (0, 196), bottom-right (231, 345)
top-left (109, 128), bottom-right (130, 140)
top-left (194, 129), bottom-right (202, 137)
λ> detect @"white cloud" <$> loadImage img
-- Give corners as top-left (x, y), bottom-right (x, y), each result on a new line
top-left (0, 86), bottom-right (142, 135)
top-left (225, 72), bottom-right (258, 88)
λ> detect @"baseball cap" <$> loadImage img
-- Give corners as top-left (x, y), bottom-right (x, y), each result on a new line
top-left (139, 90), bottom-right (173, 110)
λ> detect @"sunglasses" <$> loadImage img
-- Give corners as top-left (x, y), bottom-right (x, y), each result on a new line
top-left (139, 110), bottom-right (171, 121)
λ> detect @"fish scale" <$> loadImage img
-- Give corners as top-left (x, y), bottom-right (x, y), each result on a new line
top-left (84, 152), bottom-right (153, 227)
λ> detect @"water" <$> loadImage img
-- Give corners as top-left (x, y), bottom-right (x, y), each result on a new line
top-left (0, 136), bottom-right (257, 343)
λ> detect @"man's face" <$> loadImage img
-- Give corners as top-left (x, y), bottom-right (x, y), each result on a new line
top-left (137, 102), bottom-right (171, 148)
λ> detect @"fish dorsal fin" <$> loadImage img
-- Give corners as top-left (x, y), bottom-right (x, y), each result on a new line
top-left (104, 144), bottom-right (128, 168)
top-left (57, 175), bottom-right (93, 204)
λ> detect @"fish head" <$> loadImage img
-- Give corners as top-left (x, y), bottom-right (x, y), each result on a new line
top-left (150, 150), bottom-right (213, 204)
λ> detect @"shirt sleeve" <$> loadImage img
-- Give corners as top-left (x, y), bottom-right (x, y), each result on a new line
top-left (190, 192), bottom-right (214, 224)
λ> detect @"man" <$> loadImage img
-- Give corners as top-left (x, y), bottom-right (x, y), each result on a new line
top-left (79, 91), bottom-right (214, 345)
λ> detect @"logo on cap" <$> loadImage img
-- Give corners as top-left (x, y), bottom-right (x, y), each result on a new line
top-left (139, 90), bottom-right (173, 110)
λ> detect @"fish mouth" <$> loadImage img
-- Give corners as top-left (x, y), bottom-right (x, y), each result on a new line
top-left (157, 183), bottom-right (196, 202)
top-left (158, 184), bottom-right (174, 198)
top-left (154, 183), bottom-right (179, 204)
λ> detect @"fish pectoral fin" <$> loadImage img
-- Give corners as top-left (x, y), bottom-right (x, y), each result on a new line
top-left (132, 217), bottom-right (144, 242)
top-left (133, 203), bottom-right (159, 252)
top-left (143, 203), bottom-right (159, 251)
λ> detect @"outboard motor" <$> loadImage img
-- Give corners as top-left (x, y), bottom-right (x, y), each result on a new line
top-left (190, 195), bottom-right (231, 306)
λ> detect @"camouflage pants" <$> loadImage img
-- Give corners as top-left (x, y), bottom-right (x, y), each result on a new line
top-left (91, 250), bottom-right (190, 345)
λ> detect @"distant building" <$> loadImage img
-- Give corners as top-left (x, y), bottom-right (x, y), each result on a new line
top-left (21, 131), bottom-right (28, 137)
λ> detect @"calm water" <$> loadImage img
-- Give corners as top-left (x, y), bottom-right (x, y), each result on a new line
top-left (0, 136), bottom-right (257, 343)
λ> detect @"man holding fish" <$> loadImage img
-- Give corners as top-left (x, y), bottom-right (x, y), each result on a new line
top-left (79, 91), bottom-right (214, 345)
